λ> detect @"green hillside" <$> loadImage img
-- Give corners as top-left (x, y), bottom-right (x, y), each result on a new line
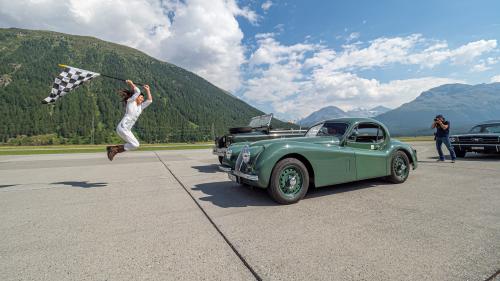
top-left (0, 28), bottom-right (293, 144)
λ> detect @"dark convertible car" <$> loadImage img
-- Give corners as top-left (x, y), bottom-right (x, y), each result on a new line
top-left (450, 121), bottom-right (500, 157)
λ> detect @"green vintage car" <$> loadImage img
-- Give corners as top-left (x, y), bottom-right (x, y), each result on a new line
top-left (220, 118), bottom-right (418, 204)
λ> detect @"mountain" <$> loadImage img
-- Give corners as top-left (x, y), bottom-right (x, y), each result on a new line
top-left (298, 105), bottom-right (391, 126)
top-left (376, 83), bottom-right (500, 135)
top-left (0, 28), bottom-right (293, 144)
top-left (369, 106), bottom-right (392, 116)
top-left (297, 106), bottom-right (346, 126)
top-left (348, 106), bottom-right (391, 118)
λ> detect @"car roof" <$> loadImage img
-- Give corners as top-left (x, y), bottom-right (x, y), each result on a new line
top-left (472, 121), bottom-right (500, 126)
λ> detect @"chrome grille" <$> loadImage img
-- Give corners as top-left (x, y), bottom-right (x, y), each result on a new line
top-left (234, 145), bottom-right (252, 174)
top-left (457, 136), bottom-right (500, 144)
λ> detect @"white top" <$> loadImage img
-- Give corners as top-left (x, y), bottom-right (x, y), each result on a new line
top-left (119, 86), bottom-right (152, 130)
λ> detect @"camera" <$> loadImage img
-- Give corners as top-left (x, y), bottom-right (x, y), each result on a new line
top-left (434, 118), bottom-right (438, 122)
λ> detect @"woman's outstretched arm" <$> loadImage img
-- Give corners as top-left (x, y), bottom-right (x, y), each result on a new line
top-left (126, 79), bottom-right (141, 102)
top-left (141, 85), bottom-right (153, 109)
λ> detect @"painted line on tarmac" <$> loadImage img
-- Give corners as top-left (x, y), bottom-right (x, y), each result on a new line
top-left (154, 152), bottom-right (262, 281)
top-left (484, 268), bottom-right (500, 281)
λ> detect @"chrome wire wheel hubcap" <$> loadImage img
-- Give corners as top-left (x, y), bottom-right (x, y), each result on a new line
top-left (278, 166), bottom-right (303, 196)
top-left (393, 156), bottom-right (408, 178)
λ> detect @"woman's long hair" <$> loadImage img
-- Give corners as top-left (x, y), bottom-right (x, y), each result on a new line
top-left (117, 89), bottom-right (134, 105)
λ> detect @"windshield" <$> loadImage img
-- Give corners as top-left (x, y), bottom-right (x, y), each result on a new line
top-left (248, 114), bottom-right (272, 128)
top-left (469, 124), bottom-right (500, 134)
top-left (305, 122), bottom-right (349, 138)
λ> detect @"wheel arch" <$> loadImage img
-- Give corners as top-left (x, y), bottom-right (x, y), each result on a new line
top-left (385, 146), bottom-right (414, 175)
top-left (275, 153), bottom-right (315, 188)
top-left (398, 148), bottom-right (414, 165)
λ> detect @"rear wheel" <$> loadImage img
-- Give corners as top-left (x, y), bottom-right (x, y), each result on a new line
top-left (268, 158), bottom-right (309, 204)
top-left (387, 151), bottom-right (410, 184)
top-left (455, 149), bottom-right (466, 158)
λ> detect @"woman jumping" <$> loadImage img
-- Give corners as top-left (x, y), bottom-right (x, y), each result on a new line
top-left (107, 80), bottom-right (152, 161)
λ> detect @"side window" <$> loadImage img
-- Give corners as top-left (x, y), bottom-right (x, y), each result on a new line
top-left (349, 123), bottom-right (385, 143)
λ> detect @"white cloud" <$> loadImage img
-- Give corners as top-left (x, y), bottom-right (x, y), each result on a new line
top-left (159, 0), bottom-right (248, 91)
top-left (248, 35), bottom-right (318, 66)
top-left (225, 0), bottom-right (259, 25)
top-left (486, 56), bottom-right (499, 65)
top-left (471, 62), bottom-right (491, 72)
top-left (449, 40), bottom-right (497, 64)
top-left (346, 32), bottom-right (360, 42)
top-left (326, 35), bottom-right (422, 70)
top-left (0, 0), bottom-right (256, 92)
top-left (0, 0), bottom-right (171, 52)
top-left (242, 34), bottom-right (478, 118)
top-left (303, 35), bottom-right (498, 71)
top-left (261, 1), bottom-right (273, 11)
top-left (470, 55), bottom-right (499, 72)
top-left (491, 75), bottom-right (500, 83)
top-left (293, 34), bottom-right (497, 73)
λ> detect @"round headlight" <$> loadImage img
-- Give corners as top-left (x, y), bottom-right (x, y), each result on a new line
top-left (226, 149), bottom-right (232, 159)
top-left (242, 145), bottom-right (250, 164)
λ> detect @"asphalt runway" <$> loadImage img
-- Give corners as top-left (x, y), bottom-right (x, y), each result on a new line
top-left (1, 142), bottom-right (499, 281)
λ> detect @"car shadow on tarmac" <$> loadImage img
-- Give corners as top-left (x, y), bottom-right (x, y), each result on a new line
top-left (193, 181), bottom-right (276, 207)
top-left (191, 164), bottom-right (220, 174)
top-left (0, 184), bottom-right (18, 188)
top-left (306, 179), bottom-right (392, 199)
top-left (51, 181), bottom-right (108, 188)
top-left (193, 178), bottom-right (393, 208)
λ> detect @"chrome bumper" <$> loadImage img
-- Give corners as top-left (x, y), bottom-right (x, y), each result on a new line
top-left (219, 165), bottom-right (232, 172)
top-left (219, 165), bottom-right (259, 181)
top-left (452, 144), bottom-right (500, 152)
top-left (212, 147), bottom-right (227, 157)
top-left (233, 170), bottom-right (259, 181)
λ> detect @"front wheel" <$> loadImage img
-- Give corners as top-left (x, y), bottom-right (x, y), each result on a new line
top-left (268, 158), bottom-right (309, 204)
top-left (387, 151), bottom-right (410, 183)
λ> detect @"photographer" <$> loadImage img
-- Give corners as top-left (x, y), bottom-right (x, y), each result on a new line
top-left (432, 114), bottom-right (456, 163)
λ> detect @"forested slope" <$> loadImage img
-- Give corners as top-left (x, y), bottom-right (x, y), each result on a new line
top-left (0, 28), bottom-right (293, 144)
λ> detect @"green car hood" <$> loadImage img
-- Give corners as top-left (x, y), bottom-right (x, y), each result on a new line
top-left (222, 136), bottom-right (340, 168)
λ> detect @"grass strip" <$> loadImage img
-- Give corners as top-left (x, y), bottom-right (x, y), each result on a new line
top-left (0, 145), bottom-right (212, 155)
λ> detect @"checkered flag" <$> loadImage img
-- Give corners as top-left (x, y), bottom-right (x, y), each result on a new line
top-left (43, 65), bottom-right (100, 104)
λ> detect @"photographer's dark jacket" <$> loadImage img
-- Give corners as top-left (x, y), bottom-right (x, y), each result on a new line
top-left (436, 121), bottom-right (450, 137)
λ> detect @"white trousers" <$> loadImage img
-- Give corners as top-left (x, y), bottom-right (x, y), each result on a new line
top-left (116, 123), bottom-right (140, 151)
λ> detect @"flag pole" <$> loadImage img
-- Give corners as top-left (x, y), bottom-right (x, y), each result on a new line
top-left (58, 64), bottom-right (145, 86)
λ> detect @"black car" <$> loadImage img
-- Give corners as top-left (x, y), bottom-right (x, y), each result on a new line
top-left (450, 121), bottom-right (500, 157)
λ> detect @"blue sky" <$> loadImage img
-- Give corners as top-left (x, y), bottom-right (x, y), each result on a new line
top-left (251, 0), bottom-right (500, 82)
top-left (232, 0), bottom-right (500, 119)
top-left (1, 0), bottom-right (499, 120)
